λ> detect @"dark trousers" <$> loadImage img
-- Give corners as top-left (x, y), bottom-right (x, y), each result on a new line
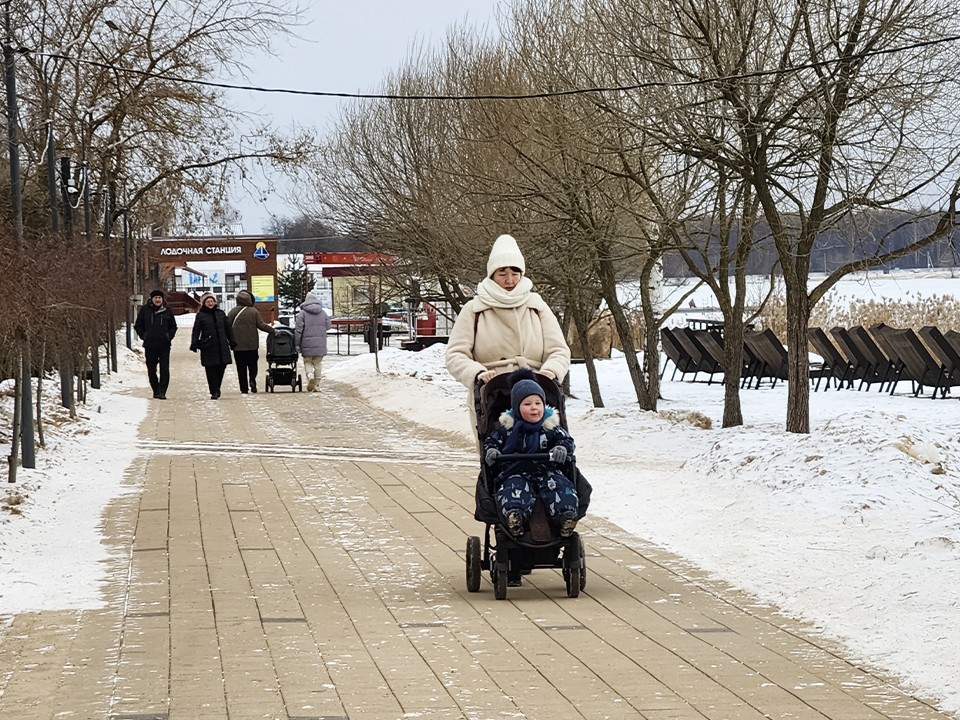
top-left (145, 347), bottom-right (170, 397)
top-left (204, 364), bottom-right (227, 395)
top-left (233, 350), bottom-right (259, 393)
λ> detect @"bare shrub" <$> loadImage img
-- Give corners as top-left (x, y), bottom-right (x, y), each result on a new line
top-left (0, 224), bottom-right (126, 385)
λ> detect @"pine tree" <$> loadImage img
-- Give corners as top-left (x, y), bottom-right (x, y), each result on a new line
top-left (277, 256), bottom-right (312, 309)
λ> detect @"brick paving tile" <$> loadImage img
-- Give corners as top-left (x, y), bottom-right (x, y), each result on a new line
top-left (0, 345), bottom-right (954, 720)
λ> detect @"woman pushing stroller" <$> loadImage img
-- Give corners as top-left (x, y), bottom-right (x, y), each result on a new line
top-left (483, 368), bottom-right (579, 538)
top-left (445, 233), bottom-right (570, 432)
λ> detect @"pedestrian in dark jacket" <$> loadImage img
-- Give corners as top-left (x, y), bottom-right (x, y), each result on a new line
top-left (226, 289), bottom-right (275, 394)
top-left (189, 292), bottom-right (236, 399)
top-left (134, 289), bottom-right (178, 399)
top-left (482, 368), bottom-right (579, 537)
top-left (294, 290), bottom-right (332, 392)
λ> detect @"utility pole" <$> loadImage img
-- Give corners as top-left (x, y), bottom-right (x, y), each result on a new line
top-left (84, 162), bottom-right (100, 389)
top-left (58, 155), bottom-right (76, 408)
top-left (4, 0), bottom-right (34, 470)
top-left (102, 187), bottom-right (118, 371)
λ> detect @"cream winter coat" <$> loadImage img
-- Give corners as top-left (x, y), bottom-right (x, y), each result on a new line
top-left (445, 292), bottom-right (571, 389)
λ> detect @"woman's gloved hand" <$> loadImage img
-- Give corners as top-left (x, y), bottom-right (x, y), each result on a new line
top-left (477, 369), bottom-right (497, 384)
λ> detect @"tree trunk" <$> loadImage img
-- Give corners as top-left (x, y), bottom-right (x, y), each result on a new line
top-left (643, 320), bottom-right (660, 408)
top-left (90, 322), bottom-right (101, 389)
top-left (109, 318), bottom-right (118, 372)
top-left (59, 347), bottom-right (73, 409)
top-left (639, 262), bottom-right (661, 411)
top-left (721, 322), bottom-right (745, 427)
top-left (597, 255), bottom-right (654, 410)
top-left (35, 341), bottom-right (45, 448)
top-left (19, 335), bottom-right (35, 469)
top-left (8, 351), bottom-right (21, 483)
top-left (785, 289), bottom-right (811, 433)
top-left (570, 305), bottom-right (604, 408)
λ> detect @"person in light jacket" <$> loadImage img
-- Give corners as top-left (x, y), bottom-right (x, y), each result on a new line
top-left (226, 289), bottom-right (275, 394)
top-left (295, 290), bottom-right (332, 392)
top-left (190, 292), bottom-right (236, 400)
top-left (445, 234), bottom-right (571, 431)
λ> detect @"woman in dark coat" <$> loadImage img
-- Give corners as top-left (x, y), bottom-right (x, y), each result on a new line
top-left (190, 292), bottom-right (236, 399)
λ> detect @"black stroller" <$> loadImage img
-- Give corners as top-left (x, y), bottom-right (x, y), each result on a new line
top-left (265, 326), bottom-right (302, 392)
top-left (465, 372), bottom-right (592, 599)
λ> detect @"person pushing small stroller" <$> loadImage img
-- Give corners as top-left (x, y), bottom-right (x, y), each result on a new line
top-left (483, 368), bottom-right (579, 538)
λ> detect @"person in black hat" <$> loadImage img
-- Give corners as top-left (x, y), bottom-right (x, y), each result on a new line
top-left (134, 289), bottom-right (178, 399)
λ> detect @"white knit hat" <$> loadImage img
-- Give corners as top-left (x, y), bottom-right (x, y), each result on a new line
top-left (305, 290), bottom-right (321, 301)
top-left (486, 234), bottom-right (525, 278)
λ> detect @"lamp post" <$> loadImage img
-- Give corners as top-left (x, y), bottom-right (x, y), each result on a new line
top-left (4, 2), bottom-right (22, 248)
top-left (123, 209), bottom-right (132, 349)
top-left (4, 0), bottom-right (33, 472)
top-left (101, 185), bottom-right (117, 371)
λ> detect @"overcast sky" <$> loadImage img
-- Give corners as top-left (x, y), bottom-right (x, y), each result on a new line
top-left (227, 1), bottom-right (504, 234)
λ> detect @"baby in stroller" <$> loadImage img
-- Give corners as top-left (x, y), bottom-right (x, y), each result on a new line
top-left (482, 368), bottom-right (579, 538)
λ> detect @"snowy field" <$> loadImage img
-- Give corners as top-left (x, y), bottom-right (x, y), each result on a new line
top-left (0, 269), bottom-right (958, 717)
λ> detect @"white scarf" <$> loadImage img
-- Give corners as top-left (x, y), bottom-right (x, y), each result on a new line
top-left (474, 276), bottom-right (533, 309)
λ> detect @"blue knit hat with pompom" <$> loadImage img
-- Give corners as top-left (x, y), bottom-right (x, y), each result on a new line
top-left (509, 368), bottom-right (545, 417)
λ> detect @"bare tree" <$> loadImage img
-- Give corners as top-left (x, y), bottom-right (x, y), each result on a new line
top-left (15, 0), bottom-right (314, 235)
top-left (299, 34), bottom-right (506, 320)
top-left (453, 0), bottom-right (665, 409)
top-left (587, 0), bottom-right (960, 432)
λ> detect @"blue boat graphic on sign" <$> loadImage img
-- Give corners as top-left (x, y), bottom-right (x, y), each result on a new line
top-left (253, 242), bottom-right (270, 260)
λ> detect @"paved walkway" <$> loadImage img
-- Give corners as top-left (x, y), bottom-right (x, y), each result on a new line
top-left (0, 345), bottom-right (953, 720)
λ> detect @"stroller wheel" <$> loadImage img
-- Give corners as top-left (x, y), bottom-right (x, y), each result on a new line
top-left (297, 376), bottom-right (303, 392)
top-left (465, 536), bottom-right (481, 592)
top-left (565, 566), bottom-right (581, 598)
top-left (563, 535), bottom-right (584, 598)
top-left (578, 535), bottom-right (587, 591)
top-left (492, 563), bottom-right (508, 600)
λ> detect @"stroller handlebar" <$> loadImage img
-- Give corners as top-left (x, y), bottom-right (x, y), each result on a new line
top-left (497, 452), bottom-right (551, 462)
top-left (493, 452), bottom-right (575, 467)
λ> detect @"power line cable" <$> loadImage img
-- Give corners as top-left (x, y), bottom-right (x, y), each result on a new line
top-left (31, 34), bottom-right (960, 102)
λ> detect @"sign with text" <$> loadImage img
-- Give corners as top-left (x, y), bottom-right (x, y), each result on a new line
top-left (303, 252), bottom-right (394, 265)
top-left (250, 275), bottom-right (276, 303)
top-left (148, 236), bottom-right (278, 262)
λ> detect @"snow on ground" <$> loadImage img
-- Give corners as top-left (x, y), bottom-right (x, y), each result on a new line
top-left (0, 346), bottom-right (148, 612)
top-left (325, 343), bottom-right (960, 717)
top-left (0, 273), bottom-right (958, 715)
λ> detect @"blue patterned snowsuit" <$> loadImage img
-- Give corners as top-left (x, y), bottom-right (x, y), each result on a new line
top-left (483, 406), bottom-right (578, 522)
